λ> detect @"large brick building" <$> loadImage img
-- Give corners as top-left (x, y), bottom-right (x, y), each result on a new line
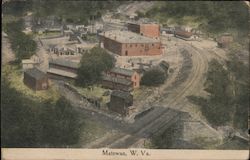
top-left (99, 30), bottom-right (162, 56)
top-left (127, 23), bottom-right (160, 39)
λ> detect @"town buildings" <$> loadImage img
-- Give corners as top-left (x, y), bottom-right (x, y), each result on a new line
top-left (174, 29), bottom-right (198, 40)
top-left (102, 67), bottom-right (140, 91)
top-left (127, 23), bottom-right (160, 39)
top-left (47, 58), bottom-right (79, 81)
top-left (49, 45), bottom-right (76, 56)
top-left (22, 55), bottom-right (41, 71)
top-left (102, 75), bottom-right (133, 91)
top-left (108, 67), bottom-right (140, 88)
top-left (109, 90), bottom-right (135, 116)
top-left (99, 30), bottom-right (162, 56)
top-left (23, 67), bottom-right (49, 91)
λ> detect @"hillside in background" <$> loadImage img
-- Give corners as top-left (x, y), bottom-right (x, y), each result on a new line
top-left (3, 0), bottom-right (124, 24)
top-left (142, 1), bottom-right (249, 43)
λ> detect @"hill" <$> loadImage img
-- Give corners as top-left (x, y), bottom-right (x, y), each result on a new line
top-left (142, 1), bottom-right (249, 45)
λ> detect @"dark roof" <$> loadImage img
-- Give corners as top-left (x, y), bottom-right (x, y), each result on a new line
top-left (175, 30), bottom-right (193, 38)
top-left (102, 75), bottom-right (132, 86)
top-left (159, 60), bottom-right (169, 71)
top-left (111, 90), bottom-right (132, 100)
top-left (24, 68), bottom-right (47, 80)
top-left (110, 67), bottom-right (135, 77)
top-left (49, 58), bottom-right (79, 69)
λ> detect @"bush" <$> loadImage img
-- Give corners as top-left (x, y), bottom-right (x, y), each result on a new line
top-left (141, 68), bottom-right (167, 86)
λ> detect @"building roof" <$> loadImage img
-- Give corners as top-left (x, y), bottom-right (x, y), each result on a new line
top-left (111, 90), bottom-right (132, 100)
top-left (49, 58), bottom-right (79, 69)
top-left (175, 30), bottom-right (193, 38)
top-left (102, 75), bottom-right (132, 86)
top-left (159, 60), bottom-right (169, 71)
top-left (24, 67), bottom-right (47, 80)
top-left (99, 30), bottom-right (160, 43)
top-left (22, 59), bottom-right (38, 64)
top-left (47, 68), bottom-right (77, 79)
top-left (110, 67), bottom-right (135, 77)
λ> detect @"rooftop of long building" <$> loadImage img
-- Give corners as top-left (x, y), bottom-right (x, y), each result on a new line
top-left (99, 30), bottom-right (160, 43)
top-left (102, 75), bottom-right (132, 86)
top-left (49, 58), bottom-right (79, 69)
top-left (109, 67), bottom-right (135, 77)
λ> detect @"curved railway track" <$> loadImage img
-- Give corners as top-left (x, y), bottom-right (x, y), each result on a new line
top-left (91, 42), bottom-right (211, 148)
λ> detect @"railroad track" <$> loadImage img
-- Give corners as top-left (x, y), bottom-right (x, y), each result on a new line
top-left (92, 44), bottom-right (209, 148)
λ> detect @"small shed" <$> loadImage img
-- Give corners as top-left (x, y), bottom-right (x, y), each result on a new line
top-left (217, 33), bottom-right (233, 48)
top-left (23, 68), bottom-right (49, 91)
top-left (159, 60), bottom-right (169, 74)
top-left (109, 90), bottom-right (134, 116)
top-left (174, 30), bottom-right (193, 38)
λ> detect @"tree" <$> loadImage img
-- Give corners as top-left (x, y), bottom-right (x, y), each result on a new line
top-left (141, 67), bottom-right (167, 86)
top-left (1, 78), bottom-right (40, 147)
top-left (4, 20), bottom-right (37, 62)
top-left (151, 124), bottom-right (176, 149)
top-left (226, 54), bottom-right (249, 131)
top-left (188, 58), bottom-right (249, 130)
top-left (40, 98), bottom-right (82, 147)
top-left (76, 47), bottom-right (115, 87)
top-left (1, 76), bottom-right (83, 147)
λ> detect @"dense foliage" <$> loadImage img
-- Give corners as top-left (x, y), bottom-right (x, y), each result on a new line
top-left (76, 47), bottom-right (115, 87)
top-left (4, 20), bottom-right (37, 61)
top-left (151, 124), bottom-right (176, 149)
top-left (3, 0), bottom-right (123, 24)
top-left (1, 78), bottom-right (82, 147)
top-left (145, 1), bottom-right (248, 35)
top-left (188, 56), bottom-right (249, 131)
top-left (2, 0), bottom-right (33, 16)
top-left (141, 67), bottom-right (167, 86)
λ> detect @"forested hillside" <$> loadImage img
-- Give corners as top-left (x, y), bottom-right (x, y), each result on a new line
top-left (3, 0), bottom-right (124, 24)
top-left (188, 54), bottom-right (249, 132)
top-left (143, 1), bottom-right (249, 42)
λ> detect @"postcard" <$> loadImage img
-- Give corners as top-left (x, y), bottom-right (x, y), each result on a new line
top-left (1, 1), bottom-right (249, 160)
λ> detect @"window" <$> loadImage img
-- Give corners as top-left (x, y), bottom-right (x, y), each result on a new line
top-left (135, 44), bottom-right (137, 47)
top-left (141, 44), bottom-right (144, 47)
top-left (152, 44), bottom-right (154, 46)
top-left (134, 75), bottom-right (136, 80)
top-left (125, 50), bottom-right (128, 56)
top-left (130, 44), bottom-right (132, 47)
